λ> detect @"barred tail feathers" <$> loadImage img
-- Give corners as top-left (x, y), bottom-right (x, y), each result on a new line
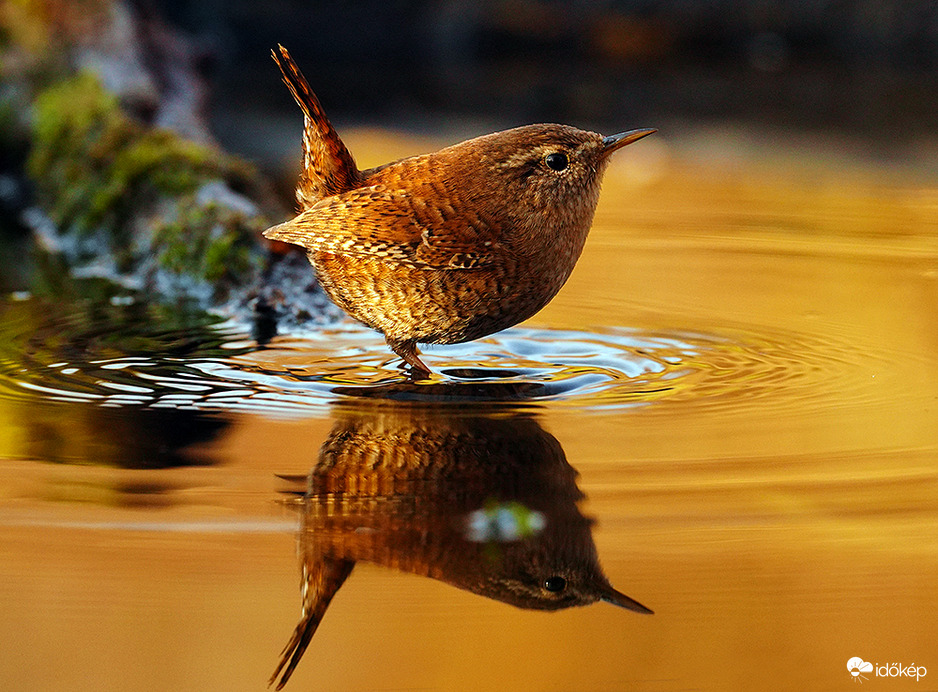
top-left (271, 44), bottom-right (324, 126)
top-left (271, 45), bottom-right (360, 207)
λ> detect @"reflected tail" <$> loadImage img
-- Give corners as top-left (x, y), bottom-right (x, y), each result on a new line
top-left (269, 557), bottom-right (355, 689)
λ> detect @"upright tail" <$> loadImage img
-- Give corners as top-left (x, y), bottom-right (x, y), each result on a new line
top-left (271, 45), bottom-right (361, 209)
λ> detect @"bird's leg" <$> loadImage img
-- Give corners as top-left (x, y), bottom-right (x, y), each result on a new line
top-left (387, 338), bottom-right (432, 380)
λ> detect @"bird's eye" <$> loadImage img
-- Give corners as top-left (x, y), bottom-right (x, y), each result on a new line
top-left (544, 152), bottom-right (568, 171)
top-left (544, 576), bottom-right (567, 592)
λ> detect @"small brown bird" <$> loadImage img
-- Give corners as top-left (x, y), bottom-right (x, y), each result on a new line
top-left (264, 45), bottom-right (654, 377)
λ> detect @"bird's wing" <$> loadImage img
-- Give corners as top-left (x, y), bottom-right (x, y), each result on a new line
top-left (264, 186), bottom-right (506, 270)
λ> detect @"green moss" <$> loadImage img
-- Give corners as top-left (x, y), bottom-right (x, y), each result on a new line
top-left (152, 195), bottom-right (264, 287)
top-left (26, 72), bottom-right (268, 290)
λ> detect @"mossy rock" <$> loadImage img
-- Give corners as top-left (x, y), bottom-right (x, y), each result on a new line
top-left (26, 72), bottom-right (269, 296)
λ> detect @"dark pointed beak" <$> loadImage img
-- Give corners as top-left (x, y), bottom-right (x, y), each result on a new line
top-left (598, 582), bottom-right (655, 614)
top-left (602, 128), bottom-right (657, 156)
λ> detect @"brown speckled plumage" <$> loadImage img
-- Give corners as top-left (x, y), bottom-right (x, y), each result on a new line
top-left (265, 45), bottom-right (655, 377)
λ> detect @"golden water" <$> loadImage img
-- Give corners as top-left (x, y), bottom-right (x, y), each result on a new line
top-left (1, 132), bottom-right (936, 691)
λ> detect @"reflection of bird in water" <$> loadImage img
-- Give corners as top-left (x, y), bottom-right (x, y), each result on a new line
top-left (270, 407), bottom-right (651, 689)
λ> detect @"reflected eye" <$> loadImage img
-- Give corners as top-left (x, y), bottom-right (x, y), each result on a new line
top-left (544, 576), bottom-right (567, 592)
top-left (544, 152), bottom-right (568, 171)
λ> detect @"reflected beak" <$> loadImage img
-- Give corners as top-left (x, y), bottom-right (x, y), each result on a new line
top-left (598, 582), bottom-right (655, 614)
top-left (601, 128), bottom-right (657, 156)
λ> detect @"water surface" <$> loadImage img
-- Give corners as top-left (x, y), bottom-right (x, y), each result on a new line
top-left (1, 139), bottom-right (936, 691)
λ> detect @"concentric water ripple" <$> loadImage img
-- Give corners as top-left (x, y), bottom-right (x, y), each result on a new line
top-left (0, 311), bottom-right (906, 418)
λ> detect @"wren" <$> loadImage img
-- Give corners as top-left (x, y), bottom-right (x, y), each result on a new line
top-left (264, 45), bottom-right (655, 378)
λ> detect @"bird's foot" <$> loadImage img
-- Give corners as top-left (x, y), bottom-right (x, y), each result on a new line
top-left (388, 339), bottom-right (432, 381)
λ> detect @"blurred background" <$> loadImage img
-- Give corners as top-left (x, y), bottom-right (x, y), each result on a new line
top-left (170, 0), bottom-right (938, 166)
